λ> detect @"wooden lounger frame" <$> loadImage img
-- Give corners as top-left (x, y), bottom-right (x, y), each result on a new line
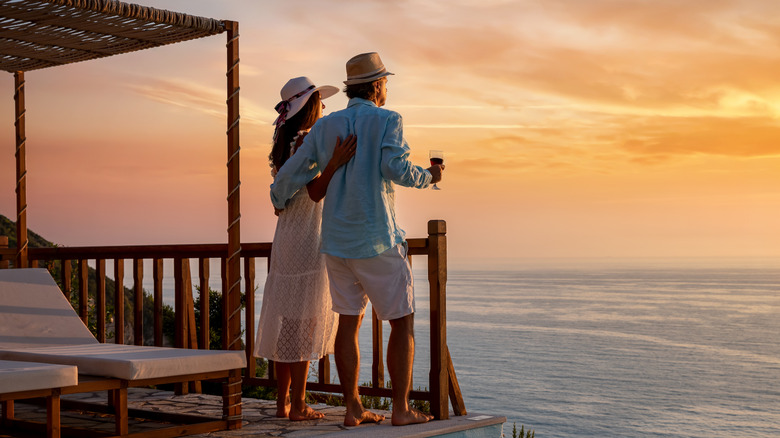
top-left (1, 369), bottom-right (242, 438)
top-left (1, 387), bottom-right (69, 438)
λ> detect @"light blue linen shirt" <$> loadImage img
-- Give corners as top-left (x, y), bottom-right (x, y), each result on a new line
top-left (270, 98), bottom-right (432, 259)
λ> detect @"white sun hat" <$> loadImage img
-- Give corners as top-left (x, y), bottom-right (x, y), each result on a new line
top-left (273, 76), bottom-right (338, 127)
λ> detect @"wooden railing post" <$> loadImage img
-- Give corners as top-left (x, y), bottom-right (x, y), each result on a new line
top-left (60, 259), bottom-right (72, 301)
top-left (427, 220), bottom-right (448, 420)
top-left (174, 258), bottom-right (187, 350)
top-left (244, 257), bottom-right (256, 378)
top-left (199, 258), bottom-right (210, 350)
top-left (133, 259), bottom-right (143, 346)
top-left (114, 259), bottom-right (125, 345)
top-left (173, 258), bottom-right (188, 395)
top-left (0, 237), bottom-right (8, 269)
top-left (372, 309), bottom-right (384, 389)
top-left (96, 259), bottom-right (106, 343)
top-left (78, 259), bottom-right (89, 326)
top-left (153, 258), bottom-right (163, 347)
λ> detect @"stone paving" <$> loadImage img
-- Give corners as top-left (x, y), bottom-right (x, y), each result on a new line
top-left (3, 388), bottom-right (506, 437)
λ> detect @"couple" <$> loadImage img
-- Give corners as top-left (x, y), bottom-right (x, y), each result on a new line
top-left (254, 52), bottom-right (444, 427)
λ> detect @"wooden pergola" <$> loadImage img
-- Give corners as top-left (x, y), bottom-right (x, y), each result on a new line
top-left (0, 0), bottom-right (242, 352)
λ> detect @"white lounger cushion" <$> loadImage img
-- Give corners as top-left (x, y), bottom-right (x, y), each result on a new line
top-left (0, 344), bottom-right (246, 381)
top-left (0, 268), bottom-right (98, 348)
top-left (0, 359), bottom-right (78, 394)
top-left (0, 268), bottom-right (246, 380)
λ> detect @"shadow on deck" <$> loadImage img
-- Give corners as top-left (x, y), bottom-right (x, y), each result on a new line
top-left (3, 388), bottom-right (506, 437)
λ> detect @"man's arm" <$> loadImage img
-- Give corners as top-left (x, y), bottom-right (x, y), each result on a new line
top-left (379, 112), bottom-right (433, 188)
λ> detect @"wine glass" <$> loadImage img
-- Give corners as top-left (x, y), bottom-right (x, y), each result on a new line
top-left (429, 150), bottom-right (444, 190)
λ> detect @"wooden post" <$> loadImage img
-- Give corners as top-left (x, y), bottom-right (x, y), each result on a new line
top-left (133, 259), bottom-right (143, 345)
top-left (318, 356), bottom-right (330, 385)
top-left (224, 20), bottom-right (242, 353)
top-left (372, 309), bottom-right (384, 388)
top-left (153, 258), bottom-right (163, 347)
top-left (428, 220), bottom-right (448, 419)
top-left (60, 259), bottom-right (72, 301)
top-left (244, 257), bottom-right (256, 378)
top-left (47, 389), bottom-right (61, 438)
top-left (182, 259), bottom-right (201, 393)
top-left (14, 71), bottom-right (28, 268)
top-left (114, 382), bottom-right (128, 436)
top-left (183, 260), bottom-right (198, 352)
top-left (78, 259), bottom-right (89, 325)
top-left (173, 258), bottom-right (188, 395)
top-left (199, 258), bottom-right (210, 350)
top-left (114, 259), bottom-right (124, 345)
top-left (97, 259), bottom-right (106, 343)
top-left (263, 257), bottom-right (276, 381)
top-left (447, 345), bottom-right (467, 415)
top-left (174, 258), bottom-right (186, 350)
top-left (0, 236), bottom-right (8, 269)
top-left (2, 400), bottom-right (13, 422)
top-left (223, 369), bottom-right (242, 430)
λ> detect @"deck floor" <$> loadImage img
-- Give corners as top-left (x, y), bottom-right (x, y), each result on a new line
top-left (2, 388), bottom-right (506, 437)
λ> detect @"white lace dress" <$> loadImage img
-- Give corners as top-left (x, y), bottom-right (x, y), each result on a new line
top-left (254, 135), bottom-right (338, 363)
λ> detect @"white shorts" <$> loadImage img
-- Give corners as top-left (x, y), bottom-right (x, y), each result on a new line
top-left (324, 244), bottom-right (415, 321)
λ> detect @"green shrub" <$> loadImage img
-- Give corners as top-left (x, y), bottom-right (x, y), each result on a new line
top-left (511, 423), bottom-right (535, 438)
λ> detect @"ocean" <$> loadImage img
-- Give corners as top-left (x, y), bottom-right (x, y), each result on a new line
top-left (152, 256), bottom-right (779, 437)
top-left (402, 257), bottom-right (780, 437)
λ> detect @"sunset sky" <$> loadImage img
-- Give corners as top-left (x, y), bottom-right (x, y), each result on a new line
top-left (2, 0), bottom-right (780, 262)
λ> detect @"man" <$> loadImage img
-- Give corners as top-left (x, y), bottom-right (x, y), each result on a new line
top-left (270, 52), bottom-right (443, 426)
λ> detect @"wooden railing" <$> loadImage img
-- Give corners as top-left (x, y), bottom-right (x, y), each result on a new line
top-left (0, 220), bottom-right (465, 419)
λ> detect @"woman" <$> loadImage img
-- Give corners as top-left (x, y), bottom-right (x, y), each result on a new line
top-left (254, 76), bottom-right (355, 420)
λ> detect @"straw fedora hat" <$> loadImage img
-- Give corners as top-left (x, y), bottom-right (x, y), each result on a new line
top-left (343, 52), bottom-right (394, 85)
top-left (273, 76), bottom-right (338, 126)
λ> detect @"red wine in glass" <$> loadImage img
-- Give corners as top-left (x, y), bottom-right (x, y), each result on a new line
top-left (429, 150), bottom-right (444, 190)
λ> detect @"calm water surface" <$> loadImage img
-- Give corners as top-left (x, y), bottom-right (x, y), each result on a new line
top-left (417, 258), bottom-right (780, 437)
top-left (150, 257), bottom-right (779, 437)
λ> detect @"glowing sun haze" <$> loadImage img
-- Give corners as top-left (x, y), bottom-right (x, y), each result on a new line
top-left (2, 0), bottom-right (779, 261)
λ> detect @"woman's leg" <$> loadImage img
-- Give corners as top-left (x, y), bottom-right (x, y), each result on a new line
top-left (275, 362), bottom-right (292, 418)
top-left (288, 360), bottom-right (325, 420)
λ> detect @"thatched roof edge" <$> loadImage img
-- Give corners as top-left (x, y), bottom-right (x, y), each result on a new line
top-left (43, 0), bottom-right (225, 33)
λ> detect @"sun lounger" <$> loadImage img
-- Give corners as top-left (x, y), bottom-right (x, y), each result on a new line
top-left (0, 359), bottom-right (78, 438)
top-left (0, 268), bottom-right (246, 437)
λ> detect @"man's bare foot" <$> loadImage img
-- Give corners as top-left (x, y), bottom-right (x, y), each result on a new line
top-left (276, 395), bottom-right (290, 418)
top-left (391, 407), bottom-right (433, 426)
top-left (289, 404), bottom-right (325, 421)
top-left (343, 407), bottom-right (385, 427)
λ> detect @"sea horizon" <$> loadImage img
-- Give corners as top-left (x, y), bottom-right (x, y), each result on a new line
top-left (133, 255), bottom-right (780, 436)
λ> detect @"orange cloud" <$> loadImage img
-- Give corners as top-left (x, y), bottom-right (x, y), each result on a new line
top-left (619, 116), bottom-right (780, 159)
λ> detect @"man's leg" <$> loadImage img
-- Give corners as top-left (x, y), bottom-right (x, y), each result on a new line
top-left (387, 313), bottom-right (433, 425)
top-left (334, 313), bottom-right (385, 426)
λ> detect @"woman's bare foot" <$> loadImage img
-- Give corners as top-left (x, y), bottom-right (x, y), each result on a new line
top-left (391, 407), bottom-right (433, 426)
top-left (289, 404), bottom-right (325, 421)
top-left (276, 394), bottom-right (290, 418)
top-left (343, 405), bottom-right (385, 427)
